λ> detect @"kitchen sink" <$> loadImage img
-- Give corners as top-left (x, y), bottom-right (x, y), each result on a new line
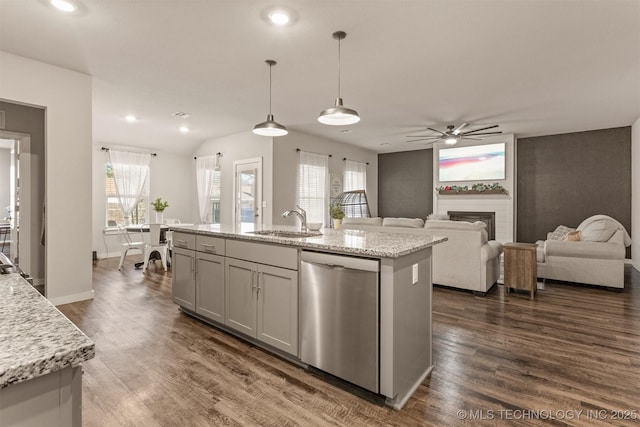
top-left (249, 230), bottom-right (322, 238)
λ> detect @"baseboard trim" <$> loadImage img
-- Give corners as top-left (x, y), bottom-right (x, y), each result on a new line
top-left (49, 290), bottom-right (94, 306)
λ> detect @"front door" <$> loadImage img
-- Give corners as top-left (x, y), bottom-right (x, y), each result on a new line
top-left (233, 158), bottom-right (262, 230)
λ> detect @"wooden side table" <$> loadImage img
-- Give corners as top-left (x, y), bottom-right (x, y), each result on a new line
top-left (503, 242), bottom-right (538, 299)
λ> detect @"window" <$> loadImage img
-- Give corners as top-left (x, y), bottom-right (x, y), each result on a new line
top-left (207, 168), bottom-right (221, 224)
top-left (344, 159), bottom-right (366, 192)
top-left (297, 151), bottom-right (329, 224)
top-left (105, 162), bottom-right (149, 226)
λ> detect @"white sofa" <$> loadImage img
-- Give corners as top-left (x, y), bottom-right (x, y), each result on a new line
top-left (342, 217), bottom-right (503, 295)
top-left (536, 215), bottom-right (631, 289)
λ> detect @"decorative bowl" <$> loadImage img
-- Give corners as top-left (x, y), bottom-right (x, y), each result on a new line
top-left (307, 222), bottom-right (323, 231)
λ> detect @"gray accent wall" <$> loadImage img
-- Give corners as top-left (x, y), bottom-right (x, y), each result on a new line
top-left (378, 149), bottom-right (433, 218)
top-left (517, 127), bottom-right (631, 251)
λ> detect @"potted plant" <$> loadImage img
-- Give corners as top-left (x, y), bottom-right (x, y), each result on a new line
top-left (151, 198), bottom-right (169, 224)
top-left (330, 204), bottom-right (345, 229)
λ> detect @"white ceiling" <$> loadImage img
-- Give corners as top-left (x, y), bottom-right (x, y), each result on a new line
top-left (1, 0), bottom-right (639, 155)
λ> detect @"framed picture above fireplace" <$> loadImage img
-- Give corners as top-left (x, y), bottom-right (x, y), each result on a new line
top-left (438, 142), bottom-right (506, 182)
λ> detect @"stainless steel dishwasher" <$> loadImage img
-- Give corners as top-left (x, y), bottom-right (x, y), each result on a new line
top-left (300, 251), bottom-right (380, 393)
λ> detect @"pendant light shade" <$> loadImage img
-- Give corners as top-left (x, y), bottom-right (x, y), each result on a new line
top-left (253, 60), bottom-right (288, 137)
top-left (318, 31), bottom-right (360, 126)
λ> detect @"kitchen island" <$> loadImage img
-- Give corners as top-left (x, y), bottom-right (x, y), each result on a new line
top-left (0, 273), bottom-right (95, 427)
top-left (170, 224), bottom-right (446, 409)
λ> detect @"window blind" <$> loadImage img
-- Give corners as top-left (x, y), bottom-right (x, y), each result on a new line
top-left (297, 150), bottom-right (329, 225)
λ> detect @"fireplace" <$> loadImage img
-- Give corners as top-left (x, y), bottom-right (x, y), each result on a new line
top-left (448, 211), bottom-right (496, 240)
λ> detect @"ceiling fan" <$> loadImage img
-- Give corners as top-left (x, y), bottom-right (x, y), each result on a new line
top-left (406, 123), bottom-right (501, 145)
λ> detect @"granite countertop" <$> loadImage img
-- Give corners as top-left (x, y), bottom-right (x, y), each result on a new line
top-left (0, 273), bottom-right (95, 388)
top-left (171, 224), bottom-right (447, 258)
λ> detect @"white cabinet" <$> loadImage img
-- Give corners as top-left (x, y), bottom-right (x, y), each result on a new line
top-left (195, 252), bottom-right (225, 323)
top-left (225, 258), bottom-right (298, 356)
top-left (172, 246), bottom-right (195, 311)
top-left (172, 232), bottom-right (225, 320)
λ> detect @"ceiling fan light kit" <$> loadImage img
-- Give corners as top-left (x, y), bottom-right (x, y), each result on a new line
top-left (253, 59), bottom-right (288, 137)
top-left (318, 31), bottom-right (360, 126)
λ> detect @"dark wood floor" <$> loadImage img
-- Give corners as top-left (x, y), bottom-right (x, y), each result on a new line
top-left (58, 257), bottom-right (640, 426)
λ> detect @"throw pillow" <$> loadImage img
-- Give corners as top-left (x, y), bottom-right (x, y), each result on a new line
top-left (424, 220), bottom-right (486, 230)
top-left (382, 217), bottom-right (425, 228)
top-left (426, 212), bottom-right (450, 221)
top-left (549, 225), bottom-right (575, 240)
top-left (563, 230), bottom-right (581, 241)
top-left (578, 219), bottom-right (617, 242)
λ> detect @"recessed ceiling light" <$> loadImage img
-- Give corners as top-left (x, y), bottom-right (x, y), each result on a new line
top-left (268, 10), bottom-right (290, 26)
top-left (179, 126), bottom-right (189, 133)
top-left (124, 115), bottom-right (137, 123)
top-left (50, 0), bottom-right (77, 12)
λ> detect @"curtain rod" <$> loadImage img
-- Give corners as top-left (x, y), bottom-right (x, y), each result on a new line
top-left (194, 152), bottom-right (222, 160)
top-left (343, 157), bottom-right (369, 165)
top-left (296, 148), bottom-right (332, 157)
top-left (101, 147), bottom-right (157, 156)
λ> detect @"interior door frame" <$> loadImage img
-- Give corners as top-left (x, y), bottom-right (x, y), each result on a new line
top-left (232, 157), bottom-right (262, 229)
top-left (0, 130), bottom-right (31, 276)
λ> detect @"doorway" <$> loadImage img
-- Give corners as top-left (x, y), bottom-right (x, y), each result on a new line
top-left (233, 158), bottom-right (262, 230)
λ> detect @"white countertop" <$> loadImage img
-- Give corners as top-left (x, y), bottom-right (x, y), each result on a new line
top-left (0, 274), bottom-right (95, 388)
top-left (170, 224), bottom-right (447, 258)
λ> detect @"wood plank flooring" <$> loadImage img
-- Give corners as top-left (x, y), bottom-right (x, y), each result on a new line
top-left (58, 257), bottom-right (640, 426)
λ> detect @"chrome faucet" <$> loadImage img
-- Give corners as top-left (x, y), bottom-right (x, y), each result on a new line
top-left (282, 205), bottom-right (307, 232)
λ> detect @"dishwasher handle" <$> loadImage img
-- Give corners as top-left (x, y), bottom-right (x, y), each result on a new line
top-left (301, 251), bottom-right (379, 272)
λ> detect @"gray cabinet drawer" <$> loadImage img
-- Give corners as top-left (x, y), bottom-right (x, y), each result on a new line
top-left (226, 240), bottom-right (297, 270)
top-left (196, 235), bottom-right (226, 255)
top-left (172, 232), bottom-right (196, 250)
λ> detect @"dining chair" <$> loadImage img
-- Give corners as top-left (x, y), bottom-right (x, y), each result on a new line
top-left (115, 225), bottom-right (146, 270)
top-left (142, 223), bottom-right (168, 272)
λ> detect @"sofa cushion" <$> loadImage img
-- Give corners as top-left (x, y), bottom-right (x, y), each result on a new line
top-left (549, 225), bottom-right (575, 240)
top-left (424, 220), bottom-right (486, 231)
top-left (577, 215), bottom-right (631, 246)
top-left (342, 217), bottom-right (383, 226)
top-left (382, 217), bottom-right (424, 228)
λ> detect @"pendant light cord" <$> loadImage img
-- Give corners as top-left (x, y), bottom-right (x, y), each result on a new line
top-left (269, 63), bottom-right (272, 115)
top-left (337, 36), bottom-right (341, 99)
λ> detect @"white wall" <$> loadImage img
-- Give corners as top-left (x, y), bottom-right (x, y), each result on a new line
top-left (0, 148), bottom-right (10, 214)
top-left (632, 117), bottom-right (640, 269)
top-left (92, 145), bottom-right (194, 258)
top-left (195, 131), bottom-right (274, 225)
top-left (432, 134), bottom-right (516, 243)
top-left (272, 130), bottom-right (378, 226)
top-left (0, 52), bottom-right (93, 305)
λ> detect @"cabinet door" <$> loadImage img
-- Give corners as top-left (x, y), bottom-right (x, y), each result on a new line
top-left (172, 247), bottom-right (195, 310)
top-left (225, 258), bottom-right (257, 337)
top-left (257, 265), bottom-right (298, 356)
top-left (196, 253), bottom-right (225, 323)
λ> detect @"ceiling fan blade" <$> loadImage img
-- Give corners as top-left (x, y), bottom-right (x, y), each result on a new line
top-left (461, 131), bottom-right (502, 136)
top-left (461, 125), bottom-right (499, 135)
top-left (405, 135), bottom-right (440, 138)
top-left (427, 127), bottom-right (447, 136)
top-left (452, 123), bottom-right (469, 135)
top-left (407, 138), bottom-right (441, 143)
top-left (459, 137), bottom-right (482, 141)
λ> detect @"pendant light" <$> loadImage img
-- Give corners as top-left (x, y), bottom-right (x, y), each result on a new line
top-left (253, 59), bottom-right (288, 137)
top-left (318, 31), bottom-right (360, 126)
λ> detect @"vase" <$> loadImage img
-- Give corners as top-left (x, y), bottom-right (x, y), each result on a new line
top-left (155, 211), bottom-right (164, 224)
top-left (333, 218), bottom-right (342, 230)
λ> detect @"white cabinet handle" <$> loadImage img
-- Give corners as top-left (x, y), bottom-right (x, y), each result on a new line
top-left (251, 271), bottom-right (257, 293)
top-left (201, 243), bottom-right (215, 252)
top-left (257, 272), bottom-right (263, 296)
top-left (175, 239), bottom-right (188, 248)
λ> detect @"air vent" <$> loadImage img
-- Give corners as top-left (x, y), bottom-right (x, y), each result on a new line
top-left (172, 112), bottom-right (192, 118)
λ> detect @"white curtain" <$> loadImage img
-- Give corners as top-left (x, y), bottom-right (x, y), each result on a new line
top-left (344, 159), bottom-right (367, 192)
top-left (107, 150), bottom-right (151, 225)
top-left (196, 155), bottom-right (218, 223)
top-left (297, 151), bottom-right (329, 225)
